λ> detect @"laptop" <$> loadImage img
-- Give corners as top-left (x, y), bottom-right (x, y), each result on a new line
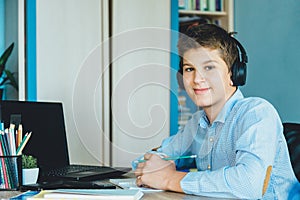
top-left (0, 100), bottom-right (131, 188)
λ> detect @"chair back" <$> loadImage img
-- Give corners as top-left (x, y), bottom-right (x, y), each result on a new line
top-left (283, 123), bottom-right (300, 181)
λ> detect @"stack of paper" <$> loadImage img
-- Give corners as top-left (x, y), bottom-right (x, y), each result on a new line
top-left (27, 189), bottom-right (144, 200)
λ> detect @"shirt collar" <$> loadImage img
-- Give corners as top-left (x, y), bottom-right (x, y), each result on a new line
top-left (198, 89), bottom-right (244, 128)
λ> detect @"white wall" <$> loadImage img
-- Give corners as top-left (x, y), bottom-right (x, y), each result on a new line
top-left (36, 0), bottom-right (109, 165)
top-left (112, 0), bottom-right (171, 166)
top-left (35, 0), bottom-right (171, 167)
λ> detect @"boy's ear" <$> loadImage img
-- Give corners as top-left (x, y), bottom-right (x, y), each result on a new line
top-left (228, 70), bottom-right (234, 86)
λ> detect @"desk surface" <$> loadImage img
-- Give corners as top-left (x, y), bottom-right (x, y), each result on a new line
top-left (1, 173), bottom-right (225, 200)
top-left (1, 190), bottom-right (224, 200)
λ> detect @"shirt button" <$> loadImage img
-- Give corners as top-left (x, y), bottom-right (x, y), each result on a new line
top-left (207, 165), bottom-right (211, 170)
top-left (209, 137), bottom-right (214, 142)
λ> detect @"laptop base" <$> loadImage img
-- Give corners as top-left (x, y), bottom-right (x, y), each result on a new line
top-left (20, 180), bottom-right (117, 191)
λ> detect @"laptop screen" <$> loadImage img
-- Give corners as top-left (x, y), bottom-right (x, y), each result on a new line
top-left (0, 100), bottom-right (69, 171)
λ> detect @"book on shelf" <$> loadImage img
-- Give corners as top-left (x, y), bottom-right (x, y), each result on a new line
top-left (200, 0), bottom-right (208, 11)
top-left (208, 0), bottom-right (215, 11)
top-left (179, 0), bottom-right (224, 12)
top-left (27, 189), bottom-right (144, 200)
top-left (216, 0), bottom-right (224, 11)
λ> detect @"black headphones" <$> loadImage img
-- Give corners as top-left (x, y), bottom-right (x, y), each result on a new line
top-left (230, 37), bottom-right (248, 86)
top-left (177, 36), bottom-right (248, 88)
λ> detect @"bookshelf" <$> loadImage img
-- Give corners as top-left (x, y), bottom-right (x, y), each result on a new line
top-left (179, 0), bottom-right (234, 32)
top-left (171, 0), bottom-right (234, 132)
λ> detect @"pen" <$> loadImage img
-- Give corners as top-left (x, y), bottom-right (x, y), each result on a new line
top-left (16, 132), bottom-right (32, 155)
top-left (134, 155), bottom-right (197, 163)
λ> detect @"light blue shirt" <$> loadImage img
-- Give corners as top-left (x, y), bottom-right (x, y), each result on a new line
top-left (139, 89), bottom-right (298, 199)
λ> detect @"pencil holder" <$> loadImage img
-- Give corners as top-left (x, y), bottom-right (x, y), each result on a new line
top-left (0, 155), bottom-right (22, 190)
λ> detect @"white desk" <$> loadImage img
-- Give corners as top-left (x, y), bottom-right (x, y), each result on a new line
top-left (1, 190), bottom-right (228, 200)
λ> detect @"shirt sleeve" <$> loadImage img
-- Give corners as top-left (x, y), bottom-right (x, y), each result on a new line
top-left (180, 100), bottom-right (283, 199)
top-left (131, 129), bottom-right (196, 170)
top-left (159, 119), bottom-right (199, 169)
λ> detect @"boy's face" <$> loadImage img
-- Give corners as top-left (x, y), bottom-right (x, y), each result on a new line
top-left (182, 47), bottom-right (236, 111)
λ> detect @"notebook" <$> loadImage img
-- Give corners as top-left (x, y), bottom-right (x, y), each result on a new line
top-left (27, 189), bottom-right (143, 200)
top-left (0, 100), bottom-right (131, 187)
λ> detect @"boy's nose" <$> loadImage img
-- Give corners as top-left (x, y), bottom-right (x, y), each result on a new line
top-left (194, 71), bottom-right (205, 83)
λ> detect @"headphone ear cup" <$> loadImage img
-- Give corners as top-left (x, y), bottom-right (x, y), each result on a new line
top-left (231, 60), bottom-right (247, 86)
top-left (177, 58), bottom-right (185, 90)
top-left (230, 37), bottom-right (248, 86)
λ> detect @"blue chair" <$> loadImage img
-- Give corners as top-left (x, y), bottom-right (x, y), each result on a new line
top-left (283, 123), bottom-right (300, 182)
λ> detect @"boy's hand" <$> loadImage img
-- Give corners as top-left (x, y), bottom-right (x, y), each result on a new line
top-left (134, 153), bottom-right (186, 192)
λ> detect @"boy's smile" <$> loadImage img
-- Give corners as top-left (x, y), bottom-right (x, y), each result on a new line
top-left (193, 87), bottom-right (210, 95)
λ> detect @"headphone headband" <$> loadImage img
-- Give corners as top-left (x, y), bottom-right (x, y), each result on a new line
top-left (230, 36), bottom-right (248, 64)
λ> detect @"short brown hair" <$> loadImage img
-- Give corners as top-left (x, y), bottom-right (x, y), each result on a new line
top-left (177, 24), bottom-right (239, 74)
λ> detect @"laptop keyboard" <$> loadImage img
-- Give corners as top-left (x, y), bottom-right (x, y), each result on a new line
top-left (45, 165), bottom-right (112, 177)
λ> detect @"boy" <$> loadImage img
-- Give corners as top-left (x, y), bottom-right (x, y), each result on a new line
top-left (133, 24), bottom-right (298, 199)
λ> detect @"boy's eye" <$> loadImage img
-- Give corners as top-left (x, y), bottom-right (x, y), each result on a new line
top-left (183, 64), bottom-right (195, 72)
top-left (204, 66), bottom-right (214, 71)
top-left (184, 67), bottom-right (194, 72)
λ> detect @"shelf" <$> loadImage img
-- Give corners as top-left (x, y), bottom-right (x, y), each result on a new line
top-left (179, 10), bottom-right (227, 17)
